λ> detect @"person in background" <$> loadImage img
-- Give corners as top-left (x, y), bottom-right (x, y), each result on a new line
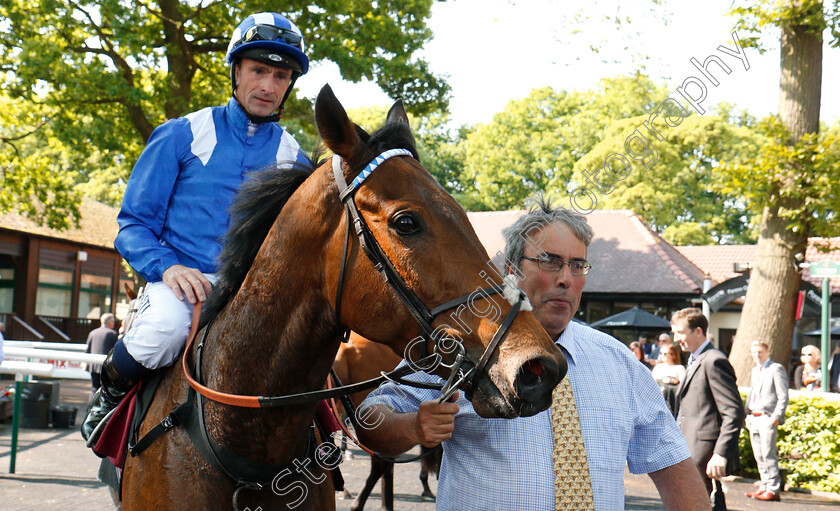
top-left (629, 341), bottom-right (654, 370)
top-left (85, 313), bottom-right (119, 392)
top-left (651, 332), bottom-right (671, 360)
top-left (672, 307), bottom-right (745, 510)
top-left (745, 340), bottom-right (789, 502)
top-left (792, 345), bottom-right (821, 391)
top-left (652, 343), bottom-right (686, 385)
top-left (0, 321), bottom-right (5, 366)
top-left (638, 332), bottom-right (652, 358)
top-left (651, 343), bottom-right (686, 417)
top-left (829, 343), bottom-right (840, 393)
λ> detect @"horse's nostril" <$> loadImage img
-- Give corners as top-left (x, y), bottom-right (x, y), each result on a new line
top-left (516, 357), bottom-right (558, 398)
top-left (523, 359), bottom-right (544, 377)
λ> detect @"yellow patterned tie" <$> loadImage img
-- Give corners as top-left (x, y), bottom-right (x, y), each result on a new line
top-left (551, 377), bottom-right (595, 510)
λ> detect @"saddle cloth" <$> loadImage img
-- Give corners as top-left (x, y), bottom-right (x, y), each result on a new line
top-left (551, 377), bottom-right (595, 510)
top-left (92, 383), bottom-right (139, 470)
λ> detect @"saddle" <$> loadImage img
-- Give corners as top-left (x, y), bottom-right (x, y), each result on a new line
top-left (94, 370), bottom-right (344, 501)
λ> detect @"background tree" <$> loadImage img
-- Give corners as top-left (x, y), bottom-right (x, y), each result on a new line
top-left (1, 94), bottom-right (82, 228)
top-left (460, 74), bottom-right (670, 210)
top-left (725, 0), bottom-right (840, 384)
top-left (0, 0), bottom-right (449, 219)
top-left (572, 104), bottom-right (765, 245)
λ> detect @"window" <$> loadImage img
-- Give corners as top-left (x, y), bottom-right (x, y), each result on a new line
top-left (79, 272), bottom-right (113, 319)
top-left (0, 262), bottom-right (14, 313)
top-left (36, 267), bottom-right (74, 317)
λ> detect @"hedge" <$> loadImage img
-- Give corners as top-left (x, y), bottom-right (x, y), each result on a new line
top-left (738, 391), bottom-right (840, 493)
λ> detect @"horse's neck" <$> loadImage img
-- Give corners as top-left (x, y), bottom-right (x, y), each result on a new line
top-left (200, 180), bottom-right (343, 463)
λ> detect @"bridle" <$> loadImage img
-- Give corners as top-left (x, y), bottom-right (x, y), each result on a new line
top-left (331, 148), bottom-right (530, 402)
top-left (181, 148), bottom-right (531, 407)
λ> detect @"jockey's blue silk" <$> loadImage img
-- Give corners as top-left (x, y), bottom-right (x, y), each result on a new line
top-left (361, 321), bottom-right (691, 511)
top-left (116, 98), bottom-right (307, 282)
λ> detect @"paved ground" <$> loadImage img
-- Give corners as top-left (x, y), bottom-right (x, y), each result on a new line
top-left (1, 378), bottom-right (839, 510)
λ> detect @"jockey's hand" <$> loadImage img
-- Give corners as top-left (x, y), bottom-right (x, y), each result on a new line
top-left (162, 265), bottom-right (213, 304)
top-left (414, 391), bottom-right (459, 448)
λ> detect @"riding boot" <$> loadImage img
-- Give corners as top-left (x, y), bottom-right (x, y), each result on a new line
top-left (81, 350), bottom-right (136, 443)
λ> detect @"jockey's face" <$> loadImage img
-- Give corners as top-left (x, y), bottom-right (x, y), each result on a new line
top-left (234, 58), bottom-right (293, 118)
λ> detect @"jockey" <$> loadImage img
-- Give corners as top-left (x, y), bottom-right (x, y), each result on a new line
top-left (82, 12), bottom-right (310, 441)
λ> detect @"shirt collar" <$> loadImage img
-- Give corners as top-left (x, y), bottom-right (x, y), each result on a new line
top-left (692, 339), bottom-right (711, 359)
top-left (555, 321), bottom-right (581, 365)
top-left (225, 97), bottom-right (264, 133)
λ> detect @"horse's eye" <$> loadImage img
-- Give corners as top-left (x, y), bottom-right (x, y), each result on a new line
top-left (393, 213), bottom-right (421, 235)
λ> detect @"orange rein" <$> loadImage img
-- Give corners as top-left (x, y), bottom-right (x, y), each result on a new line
top-left (181, 302), bottom-right (262, 408)
top-left (326, 373), bottom-right (376, 457)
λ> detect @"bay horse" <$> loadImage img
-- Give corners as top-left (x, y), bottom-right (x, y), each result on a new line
top-left (332, 333), bottom-right (442, 511)
top-left (118, 85), bottom-right (565, 510)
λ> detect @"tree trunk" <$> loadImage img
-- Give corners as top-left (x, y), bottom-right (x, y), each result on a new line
top-left (729, 199), bottom-right (808, 383)
top-left (729, 6), bottom-right (822, 385)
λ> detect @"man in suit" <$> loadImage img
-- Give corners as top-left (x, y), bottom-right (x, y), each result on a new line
top-left (745, 339), bottom-right (788, 501)
top-left (85, 313), bottom-right (118, 392)
top-left (672, 307), bottom-right (745, 508)
top-left (829, 344), bottom-right (840, 393)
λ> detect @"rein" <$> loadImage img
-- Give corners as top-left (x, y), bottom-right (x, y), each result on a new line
top-left (182, 302), bottom-right (443, 408)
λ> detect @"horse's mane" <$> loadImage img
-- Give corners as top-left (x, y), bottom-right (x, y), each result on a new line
top-left (200, 119), bottom-right (418, 327)
top-left (200, 152), bottom-right (321, 326)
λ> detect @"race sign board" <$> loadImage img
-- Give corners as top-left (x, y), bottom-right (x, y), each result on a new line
top-left (811, 260), bottom-right (840, 278)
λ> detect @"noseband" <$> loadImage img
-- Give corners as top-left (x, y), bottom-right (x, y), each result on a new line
top-left (332, 149), bottom-right (530, 401)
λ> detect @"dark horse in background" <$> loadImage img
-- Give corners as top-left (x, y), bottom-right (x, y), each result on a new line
top-left (333, 333), bottom-right (442, 511)
top-left (117, 85), bottom-right (565, 510)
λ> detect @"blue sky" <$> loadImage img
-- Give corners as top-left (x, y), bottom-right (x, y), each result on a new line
top-left (296, 0), bottom-right (840, 127)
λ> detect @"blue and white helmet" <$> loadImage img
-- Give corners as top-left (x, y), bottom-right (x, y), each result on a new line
top-left (225, 12), bottom-right (309, 75)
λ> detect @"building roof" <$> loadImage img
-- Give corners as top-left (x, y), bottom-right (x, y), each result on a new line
top-left (0, 198), bottom-right (118, 250)
top-left (676, 237), bottom-right (840, 294)
top-left (467, 209), bottom-right (703, 295)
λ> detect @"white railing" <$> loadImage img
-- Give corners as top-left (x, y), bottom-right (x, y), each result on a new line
top-left (1, 344), bottom-right (105, 380)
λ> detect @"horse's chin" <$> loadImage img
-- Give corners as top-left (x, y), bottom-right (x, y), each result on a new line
top-left (468, 373), bottom-right (555, 419)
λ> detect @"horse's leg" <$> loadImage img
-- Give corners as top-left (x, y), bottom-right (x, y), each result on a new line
top-left (381, 460), bottom-right (394, 511)
top-left (351, 455), bottom-right (384, 511)
top-left (419, 446), bottom-right (438, 501)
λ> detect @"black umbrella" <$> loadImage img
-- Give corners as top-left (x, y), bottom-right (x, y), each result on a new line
top-left (590, 307), bottom-right (671, 329)
top-left (802, 325), bottom-right (840, 336)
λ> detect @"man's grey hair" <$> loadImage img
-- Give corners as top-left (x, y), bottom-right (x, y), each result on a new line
top-left (101, 313), bottom-right (116, 326)
top-left (502, 193), bottom-right (594, 270)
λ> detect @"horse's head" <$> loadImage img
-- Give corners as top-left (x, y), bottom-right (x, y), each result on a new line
top-left (313, 85), bottom-right (566, 418)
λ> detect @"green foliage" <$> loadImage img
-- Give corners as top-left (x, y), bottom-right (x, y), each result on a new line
top-left (0, 94), bottom-right (81, 228)
top-left (460, 74), bottom-right (671, 211)
top-left (730, 0), bottom-right (839, 53)
top-left (739, 392), bottom-right (840, 493)
top-left (716, 118), bottom-right (840, 237)
top-left (662, 222), bottom-right (715, 245)
top-left (571, 100), bottom-right (765, 243)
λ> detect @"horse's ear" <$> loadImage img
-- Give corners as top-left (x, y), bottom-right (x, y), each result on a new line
top-left (385, 99), bottom-right (410, 127)
top-left (315, 84), bottom-right (363, 159)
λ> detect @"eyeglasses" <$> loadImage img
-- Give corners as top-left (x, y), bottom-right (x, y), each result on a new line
top-left (522, 256), bottom-right (591, 276)
top-left (239, 24), bottom-right (303, 51)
